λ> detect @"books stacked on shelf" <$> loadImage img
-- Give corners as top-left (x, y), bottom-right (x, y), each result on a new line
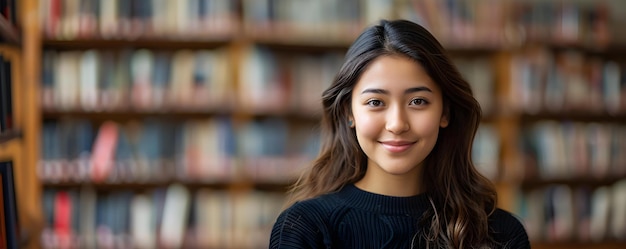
top-left (238, 46), bottom-right (343, 115)
top-left (521, 121), bottom-right (626, 180)
top-left (39, 0), bottom-right (238, 40)
top-left (41, 184), bottom-right (285, 249)
top-left (241, 0), bottom-right (362, 44)
top-left (472, 124), bottom-right (500, 181)
top-left (509, 47), bottom-right (625, 115)
top-left (38, 118), bottom-right (319, 184)
top-left (516, 179), bottom-right (626, 243)
top-left (452, 56), bottom-right (496, 116)
top-left (0, 54), bottom-right (12, 133)
top-left (41, 48), bottom-right (234, 113)
top-left (397, 0), bottom-right (507, 49)
top-left (509, 0), bottom-right (611, 48)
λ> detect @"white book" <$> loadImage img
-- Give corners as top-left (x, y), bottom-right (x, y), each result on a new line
top-left (61, 0), bottom-right (80, 40)
top-left (169, 50), bottom-right (194, 108)
top-left (99, 0), bottom-right (118, 38)
top-left (56, 52), bottom-right (80, 110)
top-left (232, 193), bottom-right (258, 248)
top-left (130, 49), bottom-right (154, 110)
top-left (176, 0), bottom-right (190, 35)
top-left (611, 180), bottom-right (626, 240)
top-left (202, 191), bottom-right (229, 248)
top-left (470, 58), bottom-right (494, 115)
top-left (131, 194), bottom-right (155, 249)
top-left (212, 48), bottom-right (234, 108)
top-left (590, 186), bottom-right (611, 241)
top-left (472, 124), bottom-right (499, 180)
top-left (80, 50), bottom-right (99, 111)
top-left (160, 184), bottom-right (191, 249)
top-left (151, 0), bottom-right (167, 36)
top-left (186, 0), bottom-right (200, 36)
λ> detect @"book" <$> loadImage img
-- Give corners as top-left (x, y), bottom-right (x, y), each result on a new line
top-left (612, 180), bottom-right (626, 240)
top-left (130, 49), bottom-right (154, 110)
top-left (131, 194), bottom-right (155, 249)
top-left (0, 161), bottom-right (17, 249)
top-left (159, 184), bottom-right (190, 248)
top-left (79, 50), bottom-right (100, 111)
top-left (90, 121), bottom-right (119, 182)
top-left (0, 55), bottom-right (10, 131)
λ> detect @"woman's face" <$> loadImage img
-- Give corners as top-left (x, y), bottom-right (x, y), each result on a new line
top-left (350, 55), bottom-right (448, 180)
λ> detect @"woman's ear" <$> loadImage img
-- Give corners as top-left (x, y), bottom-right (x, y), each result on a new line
top-left (348, 117), bottom-right (355, 128)
top-left (440, 115), bottom-right (449, 128)
top-left (440, 105), bottom-right (449, 128)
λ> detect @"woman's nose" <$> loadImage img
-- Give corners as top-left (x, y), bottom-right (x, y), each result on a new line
top-left (385, 106), bottom-right (409, 134)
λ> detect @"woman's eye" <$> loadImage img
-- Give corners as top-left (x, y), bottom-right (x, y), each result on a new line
top-left (410, 98), bottom-right (427, 105)
top-left (366, 99), bottom-right (383, 107)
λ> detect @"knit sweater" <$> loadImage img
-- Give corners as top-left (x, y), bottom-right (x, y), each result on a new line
top-left (270, 184), bottom-right (530, 249)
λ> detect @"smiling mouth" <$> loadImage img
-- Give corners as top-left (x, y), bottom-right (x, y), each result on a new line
top-left (380, 141), bottom-right (415, 153)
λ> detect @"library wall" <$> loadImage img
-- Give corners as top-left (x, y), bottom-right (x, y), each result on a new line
top-left (8, 0), bottom-right (626, 248)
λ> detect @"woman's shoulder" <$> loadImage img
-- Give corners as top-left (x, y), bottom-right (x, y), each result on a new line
top-left (279, 191), bottom-right (346, 219)
top-left (269, 192), bottom-right (346, 248)
top-left (489, 208), bottom-right (531, 248)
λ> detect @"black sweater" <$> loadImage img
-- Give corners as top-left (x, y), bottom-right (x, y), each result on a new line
top-left (270, 184), bottom-right (530, 249)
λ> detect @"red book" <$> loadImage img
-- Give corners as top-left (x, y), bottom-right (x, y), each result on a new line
top-left (54, 191), bottom-right (72, 249)
top-left (90, 121), bottom-right (119, 182)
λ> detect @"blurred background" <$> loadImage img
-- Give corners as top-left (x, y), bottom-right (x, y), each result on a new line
top-left (1, 0), bottom-right (626, 248)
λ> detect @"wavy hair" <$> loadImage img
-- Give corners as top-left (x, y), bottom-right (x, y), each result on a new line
top-left (287, 19), bottom-right (497, 249)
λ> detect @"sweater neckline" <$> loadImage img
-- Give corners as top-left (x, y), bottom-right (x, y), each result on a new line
top-left (337, 184), bottom-right (430, 216)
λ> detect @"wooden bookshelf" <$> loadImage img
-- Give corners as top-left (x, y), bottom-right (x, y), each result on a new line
top-left (17, 0), bottom-right (626, 248)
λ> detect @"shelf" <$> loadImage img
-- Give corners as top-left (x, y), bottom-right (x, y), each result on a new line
top-left (0, 15), bottom-right (19, 45)
top-left (521, 112), bottom-right (626, 123)
top-left (521, 176), bottom-right (626, 189)
top-left (41, 180), bottom-right (292, 192)
top-left (41, 109), bottom-right (322, 122)
top-left (42, 37), bottom-right (233, 50)
top-left (532, 241), bottom-right (626, 249)
top-left (0, 129), bottom-right (21, 144)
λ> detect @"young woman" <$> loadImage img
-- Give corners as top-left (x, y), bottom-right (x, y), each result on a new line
top-left (269, 19), bottom-right (530, 249)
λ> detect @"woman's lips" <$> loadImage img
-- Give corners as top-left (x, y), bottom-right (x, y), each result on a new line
top-left (380, 141), bottom-right (415, 153)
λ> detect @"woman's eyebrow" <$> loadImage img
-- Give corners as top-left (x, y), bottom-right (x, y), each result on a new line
top-left (360, 86), bottom-right (432, 95)
top-left (404, 86), bottom-right (432, 94)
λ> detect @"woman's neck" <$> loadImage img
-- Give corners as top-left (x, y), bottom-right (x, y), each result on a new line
top-left (354, 165), bottom-right (423, 197)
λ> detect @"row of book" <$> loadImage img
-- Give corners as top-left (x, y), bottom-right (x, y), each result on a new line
top-left (38, 118), bottom-right (320, 184)
top-left (38, 118), bottom-right (501, 184)
top-left (0, 55), bottom-right (13, 132)
top-left (41, 47), bottom-right (344, 114)
top-left (521, 121), bottom-right (626, 180)
top-left (452, 57), bottom-right (496, 115)
top-left (41, 184), bottom-right (285, 249)
top-left (509, 48), bottom-right (625, 115)
top-left (40, 0), bottom-right (238, 40)
top-left (517, 180), bottom-right (626, 242)
top-left (42, 48), bottom-right (234, 112)
top-left (39, 0), bottom-right (616, 48)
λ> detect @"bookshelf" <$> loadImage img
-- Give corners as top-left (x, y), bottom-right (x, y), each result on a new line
top-left (0, 0), bottom-right (45, 249)
top-left (14, 0), bottom-right (626, 248)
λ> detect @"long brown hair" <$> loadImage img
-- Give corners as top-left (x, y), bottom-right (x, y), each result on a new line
top-left (287, 19), bottom-right (497, 249)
